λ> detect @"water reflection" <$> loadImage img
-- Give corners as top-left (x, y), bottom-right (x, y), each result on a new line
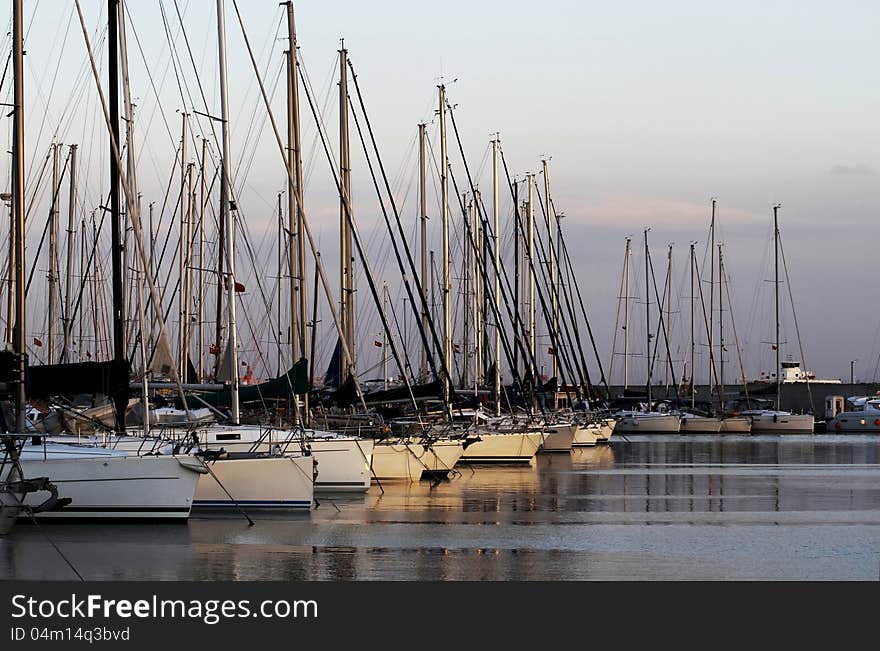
top-left (3, 436), bottom-right (880, 580)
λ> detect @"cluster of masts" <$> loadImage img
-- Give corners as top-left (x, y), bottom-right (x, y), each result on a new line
top-left (0, 0), bottom-right (615, 440)
top-left (609, 199), bottom-right (812, 415)
top-left (0, 0), bottom-right (812, 441)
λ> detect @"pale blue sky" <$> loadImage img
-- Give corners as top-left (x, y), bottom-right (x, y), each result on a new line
top-left (4, 1), bottom-right (879, 384)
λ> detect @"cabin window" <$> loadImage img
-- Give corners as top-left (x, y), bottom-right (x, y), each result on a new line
top-left (215, 433), bottom-right (241, 441)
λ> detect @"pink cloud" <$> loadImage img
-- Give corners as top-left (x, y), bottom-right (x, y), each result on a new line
top-left (562, 197), bottom-right (760, 228)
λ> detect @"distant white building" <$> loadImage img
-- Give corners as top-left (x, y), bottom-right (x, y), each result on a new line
top-left (780, 359), bottom-right (841, 384)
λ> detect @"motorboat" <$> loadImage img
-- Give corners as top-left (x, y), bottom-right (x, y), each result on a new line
top-left (825, 395), bottom-right (880, 433)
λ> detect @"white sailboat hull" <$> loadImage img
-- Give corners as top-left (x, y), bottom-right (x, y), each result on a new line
top-left (459, 431), bottom-right (543, 463)
top-left (417, 438), bottom-right (465, 477)
top-left (720, 417), bottom-right (752, 434)
top-left (19, 454), bottom-right (202, 520)
top-left (613, 414), bottom-right (681, 433)
top-left (572, 423), bottom-right (600, 447)
top-left (540, 424), bottom-right (576, 452)
top-left (195, 455), bottom-right (314, 509)
top-left (371, 442), bottom-right (427, 481)
top-left (186, 426), bottom-right (371, 493)
top-left (308, 437), bottom-right (373, 492)
top-left (680, 416), bottom-right (724, 434)
top-left (596, 419), bottom-right (616, 442)
top-left (747, 413), bottom-right (814, 434)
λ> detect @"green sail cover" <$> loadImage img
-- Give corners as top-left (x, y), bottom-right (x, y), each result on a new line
top-left (176, 357), bottom-right (309, 408)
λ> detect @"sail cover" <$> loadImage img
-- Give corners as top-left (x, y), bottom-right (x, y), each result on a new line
top-left (175, 357), bottom-right (309, 408)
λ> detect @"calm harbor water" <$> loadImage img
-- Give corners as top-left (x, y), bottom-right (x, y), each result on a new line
top-left (3, 435), bottom-right (880, 580)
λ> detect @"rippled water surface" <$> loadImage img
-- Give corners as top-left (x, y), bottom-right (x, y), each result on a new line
top-left (3, 435), bottom-right (880, 580)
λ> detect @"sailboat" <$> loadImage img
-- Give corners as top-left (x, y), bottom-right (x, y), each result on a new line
top-left (540, 421), bottom-right (578, 452)
top-left (456, 141), bottom-right (545, 462)
top-left (612, 230), bottom-right (681, 434)
top-left (4, 0), bottom-right (210, 522)
top-left (1, 434), bottom-right (69, 533)
top-left (187, 423), bottom-right (372, 493)
top-left (741, 205), bottom-right (813, 434)
top-left (680, 234), bottom-right (724, 434)
top-left (57, 0), bottom-right (318, 511)
top-left (181, 0), bottom-right (317, 510)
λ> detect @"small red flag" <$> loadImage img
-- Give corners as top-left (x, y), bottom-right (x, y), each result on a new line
top-left (547, 347), bottom-right (556, 355)
top-left (771, 345), bottom-right (777, 350)
top-left (373, 340), bottom-right (383, 347)
top-left (209, 343), bottom-right (221, 355)
top-left (33, 337), bottom-right (42, 347)
top-left (222, 278), bottom-right (246, 292)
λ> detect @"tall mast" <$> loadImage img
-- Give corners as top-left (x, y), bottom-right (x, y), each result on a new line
top-left (6, 167), bottom-right (12, 347)
top-left (623, 237), bottom-right (631, 389)
top-left (148, 200), bottom-right (155, 359)
top-left (178, 111), bottom-right (188, 379)
top-left (644, 229), bottom-right (651, 410)
top-left (48, 144), bottom-right (59, 363)
top-left (708, 197), bottom-right (716, 393)
top-left (439, 84), bottom-right (450, 401)
top-left (718, 243), bottom-right (725, 402)
top-left (79, 215), bottom-right (85, 360)
top-left (492, 137), bottom-right (500, 415)
top-left (512, 181), bottom-right (519, 377)
top-left (118, 0), bottom-right (136, 362)
top-left (284, 1), bottom-right (306, 423)
top-left (430, 248), bottom-right (436, 356)
top-left (527, 174), bottom-right (535, 369)
top-left (774, 203), bottom-right (781, 411)
top-left (689, 242), bottom-right (695, 410)
top-left (382, 281), bottom-right (388, 390)
top-left (543, 159), bottom-right (557, 408)
top-left (62, 144), bottom-right (77, 362)
top-left (418, 123), bottom-right (428, 381)
top-left (217, 0), bottom-right (239, 423)
top-left (108, 0), bottom-right (126, 433)
top-left (136, 265), bottom-right (149, 437)
top-left (277, 191), bottom-right (283, 376)
top-left (183, 163), bottom-right (194, 375)
top-left (339, 45), bottom-right (354, 382)
top-left (198, 138), bottom-right (207, 379)
top-left (11, 0), bottom-right (25, 430)
top-left (474, 189), bottom-right (482, 394)
top-left (462, 193), bottom-right (470, 389)
top-left (664, 243), bottom-right (672, 389)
